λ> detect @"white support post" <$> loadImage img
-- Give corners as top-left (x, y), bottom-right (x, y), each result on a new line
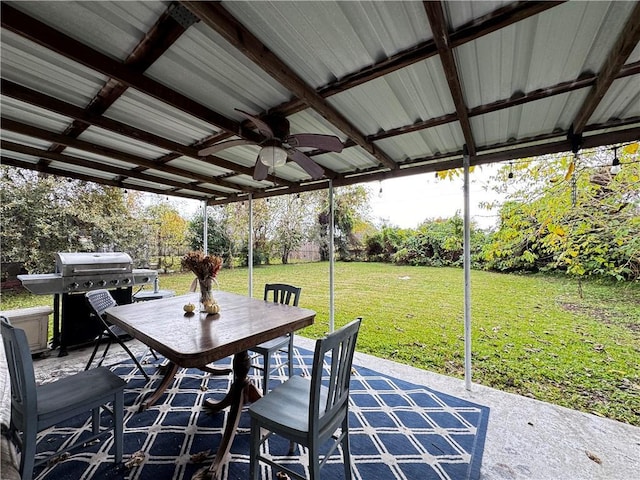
top-left (248, 194), bottom-right (253, 298)
top-left (329, 180), bottom-right (335, 332)
top-left (463, 150), bottom-right (472, 390)
top-left (202, 201), bottom-right (208, 254)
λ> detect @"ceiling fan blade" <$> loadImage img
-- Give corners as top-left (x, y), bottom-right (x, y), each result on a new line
top-left (198, 139), bottom-right (255, 156)
top-left (290, 150), bottom-right (325, 180)
top-left (235, 108), bottom-right (273, 139)
top-left (253, 156), bottom-right (269, 181)
top-left (287, 133), bottom-right (343, 152)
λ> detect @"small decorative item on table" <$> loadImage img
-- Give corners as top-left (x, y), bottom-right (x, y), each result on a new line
top-left (181, 251), bottom-right (223, 312)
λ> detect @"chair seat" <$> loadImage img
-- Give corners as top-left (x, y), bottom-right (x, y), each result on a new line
top-left (249, 375), bottom-right (328, 437)
top-left (37, 367), bottom-right (127, 426)
top-left (251, 335), bottom-right (289, 354)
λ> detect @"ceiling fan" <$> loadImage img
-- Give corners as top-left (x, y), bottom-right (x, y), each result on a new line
top-left (198, 109), bottom-right (343, 181)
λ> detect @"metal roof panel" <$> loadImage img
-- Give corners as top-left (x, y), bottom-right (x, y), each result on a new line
top-left (592, 77), bottom-right (640, 124)
top-left (6, 0), bottom-right (166, 61)
top-left (1, 30), bottom-right (108, 107)
top-left (144, 22), bottom-right (291, 118)
top-left (222, 0), bottom-right (431, 89)
top-left (104, 89), bottom-right (219, 145)
top-left (375, 123), bottom-right (465, 161)
top-left (78, 126), bottom-right (170, 159)
top-left (328, 57), bottom-right (455, 136)
top-left (1, 97), bottom-right (73, 133)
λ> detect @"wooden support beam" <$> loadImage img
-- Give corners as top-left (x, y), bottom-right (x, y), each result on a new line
top-left (571, 1), bottom-right (640, 134)
top-left (0, 156), bottom-right (207, 201)
top-left (181, 1), bottom-right (398, 171)
top-left (0, 4), bottom-right (254, 140)
top-left (1, 140), bottom-right (227, 197)
top-left (0, 119), bottom-right (249, 193)
top-left (0, 80), bottom-right (294, 186)
top-left (47, 2), bottom-right (197, 165)
top-left (423, 1), bottom-right (476, 156)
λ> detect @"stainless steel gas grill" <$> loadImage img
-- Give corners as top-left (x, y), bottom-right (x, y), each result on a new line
top-left (18, 252), bottom-right (157, 356)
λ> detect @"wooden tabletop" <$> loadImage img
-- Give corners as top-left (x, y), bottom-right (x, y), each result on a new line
top-left (105, 291), bottom-right (316, 368)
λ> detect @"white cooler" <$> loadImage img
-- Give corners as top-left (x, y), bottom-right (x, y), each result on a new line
top-left (0, 306), bottom-right (52, 354)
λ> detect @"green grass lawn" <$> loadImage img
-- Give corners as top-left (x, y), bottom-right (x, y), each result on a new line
top-left (2, 262), bottom-right (638, 425)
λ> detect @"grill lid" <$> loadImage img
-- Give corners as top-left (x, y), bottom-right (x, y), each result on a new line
top-left (55, 252), bottom-right (133, 276)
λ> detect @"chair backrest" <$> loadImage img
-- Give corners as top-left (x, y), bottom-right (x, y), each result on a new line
top-left (85, 289), bottom-right (118, 319)
top-left (1, 316), bottom-right (37, 431)
top-left (309, 318), bottom-right (361, 439)
top-left (264, 283), bottom-right (301, 307)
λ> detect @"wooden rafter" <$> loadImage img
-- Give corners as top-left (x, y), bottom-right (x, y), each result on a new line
top-left (275, 1), bottom-right (564, 117)
top-left (369, 61), bottom-right (640, 143)
top-left (46, 2), bottom-right (197, 181)
top-left (0, 80), bottom-right (296, 187)
top-left (0, 4), bottom-right (258, 141)
top-left (181, 1), bottom-right (397, 171)
top-left (0, 118), bottom-right (249, 194)
top-left (571, 1), bottom-right (640, 134)
top-left (0, 156), bottom-right (205, 201)
top-left (1, 140), bottom-right (225, 197)
top-left (423, 1), bottom-right (476, 156)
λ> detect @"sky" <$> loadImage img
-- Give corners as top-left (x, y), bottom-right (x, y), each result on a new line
top-left (368, 163), bottom-right (505, 230)
top-left (165, 162), bottom-right (506, 231)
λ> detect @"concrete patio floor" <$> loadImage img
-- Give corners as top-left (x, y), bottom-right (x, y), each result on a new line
top-left (19, 337), bottom-right (640, 480)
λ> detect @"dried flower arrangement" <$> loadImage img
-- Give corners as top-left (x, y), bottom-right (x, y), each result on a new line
top-left (181, 251), bottom-right (223, 304)
top-left (181, 251), bottom-right (223, 281)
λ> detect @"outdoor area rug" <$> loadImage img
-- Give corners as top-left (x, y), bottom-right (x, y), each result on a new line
top-left (32, 348), bottom-right (489, 480)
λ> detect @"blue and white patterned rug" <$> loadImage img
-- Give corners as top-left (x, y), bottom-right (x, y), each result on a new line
top-left (33, 348), bottom-right (489, 480)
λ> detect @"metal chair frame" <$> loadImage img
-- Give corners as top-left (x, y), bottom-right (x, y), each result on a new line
top-left (84, 289), bottom-right (150, 380)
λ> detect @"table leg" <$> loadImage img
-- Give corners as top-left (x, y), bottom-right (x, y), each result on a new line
top-left (202, 350), bottom-right (261, 479)
top-left (138, 361), bottom-right (179, 412)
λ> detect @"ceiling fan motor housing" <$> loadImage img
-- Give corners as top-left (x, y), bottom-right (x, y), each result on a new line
top-left (263, 114), bottom-right (290, 141)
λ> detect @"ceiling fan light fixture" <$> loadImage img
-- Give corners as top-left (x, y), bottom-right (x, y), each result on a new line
top-left (259, 145), bottom-right (287, 168)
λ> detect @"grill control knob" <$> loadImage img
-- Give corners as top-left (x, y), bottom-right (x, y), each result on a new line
top-left (83, 281), bottom-right (93, 289)
top-left (122, 278), bottom-right (131, 284)
top-left (98, 280), bottom-right (107, 287)
top-left (68, 282), bottom-right (79, 291)
top-left (110, 279), bottom-right (119, 286)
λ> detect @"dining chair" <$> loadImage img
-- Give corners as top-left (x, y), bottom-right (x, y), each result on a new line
top-left (248, 317), bottom-right (362, 480)
top-left (249, 283), bottom-right (302, 394)
top-left (1, 316), bottom-right (126, 480)
top-left (84, 289), bottom-right (150, 380)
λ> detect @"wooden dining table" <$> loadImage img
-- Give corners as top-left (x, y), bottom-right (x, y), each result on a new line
top-left (105, 290), bottom-right (316, 479)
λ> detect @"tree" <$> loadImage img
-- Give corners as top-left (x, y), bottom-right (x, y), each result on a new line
top-left (317, 186), bottom-right (371, 260)
top-left (187, 206), bottom-right (234, 264)
top-left (221, 199), bottom-right (272, 266)
top-left (481, 144), bottom-right (640, 280)
top-left (269, 194), bottom-right (316, 264)
top-left (366, 216), bottom-right (487, 267)
top-left (0, 167), bottom-right (151, 272)
top-left (145, 203), bottom-right (188, 272)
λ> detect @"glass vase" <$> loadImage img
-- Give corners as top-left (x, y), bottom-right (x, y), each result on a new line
top-left (198, 278), bottom-right (217, 311)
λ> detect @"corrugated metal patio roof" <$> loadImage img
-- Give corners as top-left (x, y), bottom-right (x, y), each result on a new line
top-left (1, 1), bottom-right (639, 205)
